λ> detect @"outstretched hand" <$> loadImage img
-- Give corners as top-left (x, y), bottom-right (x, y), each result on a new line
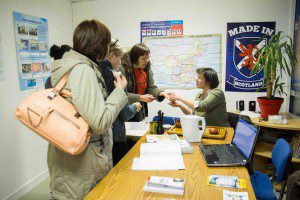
top-left (168, 100), bottom-right (181, 108)
top-left (168, 93), bottom-right (181, 101)
top-left (140, 94), bottom-right (155, 102)
top-left (159, 92), bottom-right (173, 100)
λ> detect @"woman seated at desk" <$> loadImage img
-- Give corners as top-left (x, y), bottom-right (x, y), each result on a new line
top-left (169, 67), bottom-right (230, 127)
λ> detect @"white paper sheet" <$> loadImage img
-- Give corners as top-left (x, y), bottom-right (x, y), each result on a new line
top-left (132, 143), bottom-right (185, 170)
top-left (140, 143), bottom-right (182, 157)
top-left (125, 122), bottom-right (148, 137)
top-left (223, 190), bottom-right (249, 200)
top-left (132, 156), bottom-right (185, 170)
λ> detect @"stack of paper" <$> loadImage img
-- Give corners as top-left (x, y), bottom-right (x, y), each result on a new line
top-left (146, 134), bottom-right (180, 142)
top-left (132, 143), bottom-right (185, 170)
top-left (143, 176), bottom-right (185, 195)
top-left (125, 122), bottom-right (148, 137)
top-left (178, 140), bottom-right (194, 154)
top-left (146, 134), bottom-right (193, 154)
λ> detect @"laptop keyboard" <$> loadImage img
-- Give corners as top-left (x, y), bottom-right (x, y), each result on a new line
top-left (210, 144), bottom-right (244, 164)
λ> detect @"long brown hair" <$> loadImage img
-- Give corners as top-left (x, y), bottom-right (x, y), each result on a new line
top-left (73, 19), bottom-right (111, 61)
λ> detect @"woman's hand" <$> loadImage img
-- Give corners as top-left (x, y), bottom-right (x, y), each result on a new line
top-left (159, 92), bottom-right (173, 100)
top-left (114, 72), bottom-right (127, 89)
top-left (168, 93), bottom-right (181, 101)
top-left (168, 100), bottom-right (181, 108)
top-left (133, 102), bottom-right (142, 111)
top-left (140, 94), bottom-right (155, 102)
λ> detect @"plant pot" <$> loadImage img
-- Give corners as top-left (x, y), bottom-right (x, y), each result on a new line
top-left (257, 97), bottom-right (284, 119)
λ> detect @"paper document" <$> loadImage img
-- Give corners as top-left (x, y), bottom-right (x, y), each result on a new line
top-left (146, 135), bottom-right (193, 154)
top-left (132, 157), bottom-right (185, 170)
top-left (178, 140), bottom-right (194, 154)
top-left (125, 122), bottom-right (147, 137)
top-left (223, 190), bottom-right (249, 200)
top-left (143, 176), bottom-right (185, 195)
top-left (207, 175), bottom-right (247, 189)
top-left (140, 143), bottom-right (182, 156)
top-left (146, 134), bottom-right (180, 143)
top-left (132, 143), bottom-right (185, 170)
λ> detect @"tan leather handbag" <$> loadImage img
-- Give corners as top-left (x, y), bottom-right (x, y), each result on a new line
top-left (15, 68), bottom-right (91, 155)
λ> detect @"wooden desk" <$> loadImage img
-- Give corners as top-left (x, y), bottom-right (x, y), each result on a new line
top-left (251, 113), bottom-right (300, 163)
top-left (251, 113), bottom-right (300, 131)
top-left (85, 128), bottom-right (256, 200)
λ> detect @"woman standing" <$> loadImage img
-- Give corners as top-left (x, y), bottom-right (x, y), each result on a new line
top-left (98, 39), bottom-right (141, 165)
top-left (119, 43), bottom-right (171, 121)
top-left (169, 68), bottom-right (230, 127)
top-left (47, 20), bottom-right (128, 199)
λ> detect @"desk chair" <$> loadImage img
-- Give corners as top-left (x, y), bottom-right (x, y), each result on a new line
top-left (250, 138), bottom-right (293, 200)
top-left (152, 116), bottom-right (180, 125)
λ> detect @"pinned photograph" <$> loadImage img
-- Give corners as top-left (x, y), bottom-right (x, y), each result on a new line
top-left (31, 62), bottom-right (42, 72)
top-left (18, 39), bottom-right (29, 51)
top-left (21, 63), bottom-right (32, 73)
top-left (28, 25), bottom-right (38, 36)
top-left (17, 23), bottom-right (28, 35)
top-left (30, 40), bottom-right (39, 51)
top-left (39, 42), bottom-right (48, 51)
top-left (27, 78), bottom-right (36, 87)
top-left (41, 62), bottom-right (49, 71)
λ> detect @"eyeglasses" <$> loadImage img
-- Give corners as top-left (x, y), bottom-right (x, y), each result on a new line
top-left (111, 39), bottom-right (118, 46)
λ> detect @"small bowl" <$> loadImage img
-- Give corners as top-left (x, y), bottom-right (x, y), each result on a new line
top-left (163, 124), bottom-right (172, 130)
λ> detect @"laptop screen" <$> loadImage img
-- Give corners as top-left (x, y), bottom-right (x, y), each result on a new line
top-left (232, 118), bottom-right (258, 159)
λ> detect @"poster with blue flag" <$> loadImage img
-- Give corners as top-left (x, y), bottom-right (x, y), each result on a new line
top-left (225, 22), bottom-right (276, 92)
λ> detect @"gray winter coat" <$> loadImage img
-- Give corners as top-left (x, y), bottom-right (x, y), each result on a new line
top-left (47, 50), bottom-right (128, 200)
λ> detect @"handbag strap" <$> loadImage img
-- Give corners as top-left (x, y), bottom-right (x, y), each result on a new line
top-left (54, 70), bottom-right (72, 92)
top-left (60, 89), bottom-right (72, 99)
top-left (53, 62), bottom-right (85, 93)
top-left (48, 62), bottom-right (84, 100)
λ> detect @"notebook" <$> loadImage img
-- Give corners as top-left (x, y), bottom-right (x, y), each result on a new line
top-left (199, 118), bottom-right (259, 166)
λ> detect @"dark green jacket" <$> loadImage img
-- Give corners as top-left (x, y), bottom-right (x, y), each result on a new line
top-left (193, 88), bottom-right (230, 127)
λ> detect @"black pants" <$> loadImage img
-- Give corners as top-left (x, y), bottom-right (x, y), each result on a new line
top-left (112, 141), bottom-right (129, 166)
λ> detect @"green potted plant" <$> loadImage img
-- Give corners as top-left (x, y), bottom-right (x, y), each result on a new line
top-left (251, 31), bottom-right (296, 119)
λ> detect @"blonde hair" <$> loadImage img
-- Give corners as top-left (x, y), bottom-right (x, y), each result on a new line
top-left (109, 39), bottom-right (125, 57)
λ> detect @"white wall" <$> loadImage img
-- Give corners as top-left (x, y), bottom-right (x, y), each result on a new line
top-left (0, 0), bottom-right (296, 199)
top-left (0, 0), bottom-right (73, 199)
top-left (72, 0), bottom-right (295, 120)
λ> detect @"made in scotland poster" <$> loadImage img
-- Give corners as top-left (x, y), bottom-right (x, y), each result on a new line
top-left (225, 22), bottom-right (276, 92)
